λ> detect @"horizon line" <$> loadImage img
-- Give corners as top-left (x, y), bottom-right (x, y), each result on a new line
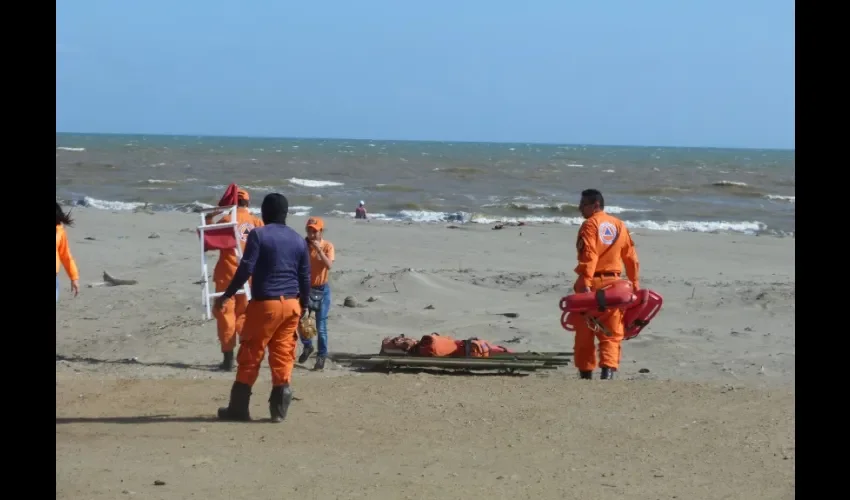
top-left (55, 130), bottom-right (796, 152)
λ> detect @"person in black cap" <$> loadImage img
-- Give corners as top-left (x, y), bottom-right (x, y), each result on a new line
top-left (214, 193), bottom-right (311, 422)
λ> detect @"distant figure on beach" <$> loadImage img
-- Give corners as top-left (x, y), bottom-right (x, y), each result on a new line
top-left (572, 189), bottom-right (640, 380)
top-left (298, 216), bottom-right (335, 370)
top-left (214, 193), bottom-right (311, 423)
top-left (209, 188), bottom-right (264, 371)
top-left (355, 200), bottom-right (367, 219)
top-left (56, 202), bottom-right (80, 302)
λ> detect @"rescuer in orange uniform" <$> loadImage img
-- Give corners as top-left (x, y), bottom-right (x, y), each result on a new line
top-left (210, 188), bottom-right (264, 371)
top-left (56, 202), bottom-right (80, 302)
top-left (572, 189), bottom-right (640, 380)
top-left (214, 193), bottom-right (311, 423)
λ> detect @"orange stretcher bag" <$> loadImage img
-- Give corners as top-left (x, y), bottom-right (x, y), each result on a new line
top-left (415, 333), bottom-right (460, 357)
top-left (453, 338), bottom-right (491, 358)
top-left (380, 335), bottom-right (419, 355)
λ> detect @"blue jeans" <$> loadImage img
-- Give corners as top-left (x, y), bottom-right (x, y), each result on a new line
top-left (301, 284), bottom-right (330, 357)
top-left (56, 275), bottom-right (60, 303)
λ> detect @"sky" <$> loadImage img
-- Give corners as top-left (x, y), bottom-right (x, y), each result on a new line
top-left (56, 0), bottom-right (795, 149)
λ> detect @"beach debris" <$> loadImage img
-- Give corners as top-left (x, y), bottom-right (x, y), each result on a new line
top-left (84, 236), bottom-right (96, 241)
top-left (367, 296), bottom-right (378, 302)
top-left (424, 304), bottom-right (435, 310)
top-left (503, 336), bottom-right (523, 344)
top-left (153, 480), bottom-right (166, 486)
top-left (639, 368), bottom-right (650, 373)
top-left (103, 271), bottom-right (139, 286)
top-left (489, 312), bottom-right (519, 318)
top-left (148, 232), bottom-right (160, 239)
top-left (343, 296), bottom-right (359, 308)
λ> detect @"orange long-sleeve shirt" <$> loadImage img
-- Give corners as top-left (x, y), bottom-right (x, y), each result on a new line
top-left (574, 211), bottom-right (639, 290)
top-left (56, 224), bottom-right (79, 280)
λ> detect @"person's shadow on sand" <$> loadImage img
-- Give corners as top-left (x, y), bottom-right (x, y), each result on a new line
top-left (55, 415), bottom-right (286, 424)
top-left (55, 354), bottom-right (219, 372)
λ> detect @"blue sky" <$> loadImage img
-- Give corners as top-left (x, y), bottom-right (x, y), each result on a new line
top-left (56, 0), bottom-right (795, 149)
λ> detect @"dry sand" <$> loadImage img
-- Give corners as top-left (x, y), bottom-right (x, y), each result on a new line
top-left (56, 208), bottom-right (795, 500)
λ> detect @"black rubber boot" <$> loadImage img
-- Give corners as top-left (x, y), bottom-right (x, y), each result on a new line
top-left (579, 370), bottom-right (593, 380)
top-left (313, 356), bottom-right (326, 371)
top-left (217, 382), bottom-right (252, 421)
top-left (600, 367), bottom-right (616, 380)
top-left (268, 385), bottom-right (293, 423)
top-left (218, 351), bottom-right (234, 371)
top-left (298, 345), bottom-right (314, 364)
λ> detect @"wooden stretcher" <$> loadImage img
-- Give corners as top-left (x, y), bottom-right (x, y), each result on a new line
top-left (329, 351), bottom-right (573, 374)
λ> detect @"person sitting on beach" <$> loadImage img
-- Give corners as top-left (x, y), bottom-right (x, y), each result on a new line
top-left (214, 193), bottom-right (311, 423)
top-left (298, 217), bottom-right (335, 370)
top-left (209, 188), bottom-right (264, 372)
top-left (56, 202), bottom-right (80, 302)
top-left (355, 201), bottom-right (367, 219)
top-left (571, 189), bottom-right (640, 380)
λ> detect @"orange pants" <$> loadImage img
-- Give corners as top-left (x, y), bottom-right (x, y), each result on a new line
top-left (213, 288), bottom-right (248, 353)
top-left (235, 298), bottom-right (301, 387)
top-left (573, 276), bottom-right (625, 372)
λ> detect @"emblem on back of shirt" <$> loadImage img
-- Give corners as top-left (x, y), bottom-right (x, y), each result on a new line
top-left (598, 221), bottom-right (617, 245)
top-left (238, 222), bottom-right (255, 242)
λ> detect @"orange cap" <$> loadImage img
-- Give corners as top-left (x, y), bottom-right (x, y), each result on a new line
top-left (306, 216), bottom-right (324, 231)
top-left (237, 189), bottom-right (249, 201)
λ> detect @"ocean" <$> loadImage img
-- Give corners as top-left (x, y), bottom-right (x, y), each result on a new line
top-left (56, 133), bottom-right (795, 237)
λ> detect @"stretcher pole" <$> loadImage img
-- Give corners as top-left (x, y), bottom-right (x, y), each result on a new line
top-left (197, 205), bottom-right (252, 320)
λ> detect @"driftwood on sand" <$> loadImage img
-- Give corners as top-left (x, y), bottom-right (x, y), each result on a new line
top-left (86, 271), bottom-right (139, 288)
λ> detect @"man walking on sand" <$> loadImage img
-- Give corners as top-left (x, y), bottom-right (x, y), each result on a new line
top-left (571, 189), bottom-right (640, 380)
top-left (210, 188), bottom-right (263, 371)
top-left (214, 193), bottom-right (311, 422)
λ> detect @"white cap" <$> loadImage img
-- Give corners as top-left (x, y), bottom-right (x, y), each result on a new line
top-left (359, 200), bottom-right (365, 205)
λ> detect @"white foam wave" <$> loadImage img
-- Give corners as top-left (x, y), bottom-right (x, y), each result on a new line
top-left (712, 180), bottom-right (748, 187)
top-left (288, 178), bottom-right (344, 188)
top-left (247, 206), bottom-right (312, 216)
top-left (330, 208), bottom-right (770, 235)
top-left (57, 147), bottom-right (85, 152)
top-left (69, 197), bottom-right (780, 236)
top-left (764, 194), bottom-right (795, 203)
top-left (481, 202), bottom-right (650, 214)
top-left (145, 179), bottom-right (177, 184)
top-left (78, 196), bottom-right (145, 211)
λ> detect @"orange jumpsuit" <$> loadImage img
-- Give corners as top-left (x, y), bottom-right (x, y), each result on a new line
top-left (572, 211), bottom-right (640, 372)
top-left (210, 208), bottom-right (263, 353)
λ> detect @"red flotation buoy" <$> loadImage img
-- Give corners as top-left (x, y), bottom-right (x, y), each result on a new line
top-left (558, 280), bottom-right (663, 340)
top-left (623, 289), bottom-right (663, 340)
top-left (559, 280), bottom-right (637, 313)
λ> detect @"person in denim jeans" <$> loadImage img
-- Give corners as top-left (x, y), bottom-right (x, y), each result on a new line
top-left (299, 217), bottom-right (335, 370)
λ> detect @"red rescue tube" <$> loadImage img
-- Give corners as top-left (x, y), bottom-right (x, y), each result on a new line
top-left (623, 289), bottom-right (663, 340)
top-left (559, 282), bottom-right (663, 341)
top-left (559, 280), bottom-right (637, 314)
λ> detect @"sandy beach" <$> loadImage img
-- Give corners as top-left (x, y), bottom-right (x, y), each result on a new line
top-left (56, 207), bottom-right (795, 499)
